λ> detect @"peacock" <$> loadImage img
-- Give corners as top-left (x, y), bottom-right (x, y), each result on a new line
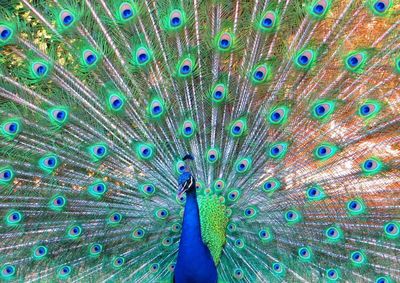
top-left (0, 0), bottom-right (399, 282)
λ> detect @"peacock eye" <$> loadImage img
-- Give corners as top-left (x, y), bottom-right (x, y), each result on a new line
top-left (257, 10), bottom-right (279, 32)
top-left (171, 222), bottom-right (181, 233)
top-left (235, 157), bottom-right (252, 173)
top-left (109, 212), bottom-right (122, 223)
top-left (306, 185), bottom-right (326, 201)
top-left (268, 105), bottom-right (290, 125)
top-left (227, 189), bottom-right (240, 202)
top-left (384, 221), bottom-right (399, 239)
top-left (344, 51), bottom-right (367, 73)
top-left (229, 118), bottom-right (247, 138)
top-left (50, 108), bottom-right (69, 125)
top-left (120, 3), bottom-right (134, 19)
top-left (314, 103), bottom-right (330, 117)
top-left (375, 277), bottom-right (390, 283)
top-left (1, 264), bottom-right (16, 277)
top-left (361, 157), bottom-right (383, 175)
top-left (88, 181), bottom-right (107, 199)
top-left (311, 100), bottom-right (336, 120)
top-left (313, 0), bottom-right (328, 14)
top-left (325, 225), bottom-right (343, 243)
top-left (326, 268), bottom-right (339, 280)
top-left (45, 157), bottom-right (55, 167)
top-left (184, 124), bottom-right (192, 134)
top-left (358, 100), bottom-right (382, 119)
top-left (6, 210), bottom-right (22, 225)
top-left (298, 247), bottom-right (312, 261)
top-left (55, 110), bottom-right (65, 120)
top-left (258, 227), bottom-right (274, 243)
top-left (149, 263), bottom-right (159, 273)
top-left (233, 268), bottom-right (244, 279)
top-left (94, 146), bottom-right (106, 156)
top-left (148, 98), bottom-right (165, 118)
top-left (169, 10), bottom-right (184, 28)
top-left (314, 143), bottom-right (338, 160)
top-left (370, 0), bottom-right (392, 15)
top-left (295, 49), bottom-right (315, 69)
top-left (50, 195), bottom-right (66, 211)
top-left (231, 120), bottom-right (246, 137)
top-left (83, 49), bottom-right (98, 65)
top-left (67, 225), bottom-right (82, 238)
top-left (108, 93), bottom-right (125, 111)
top-left (251, 64), bottom-right (269, 84)
top-left (284, 209), bottom-right (302, 224)
top-left (268, 142), bottom-right (288, 159)
top-left (262, 177), bottom-right (281, 194)
top-left (180, 120), bottom-right (197, 138)
top-left (142, 183), bottom-right (155, 196)
top-left (171, 16), bottom-right (181, 26)
top-left (135, 143), bottom-right (155, 160)
top-left (60, 10), bottom-right (75, 26)
top-left (211, 83), bottom-right (227, 104)
top-left (135, 46), bottom-right (152, 66)
top-left (178, 58), bottom-right (193, 77)
top-left (309, 0), bottom-right (331, 19)
top-left (234, 238), bottom-right (245, 248)
top-left (155, 208), bottom-right (169, 220)
top-left (206, 148), bottom-right (220, 163)
top-left (272, 262), bottom-right (284, 274)
top-left (227, 222), bottom-right (236, 233)
top-left (350, 251), bottom-right (366, 266)
top-left (58, 265), bottom-right (72, 278)
top-left (96, 184), bottom-right (105, 192)
top-left (39, 154), bottom-right (59, 173)
top-left (132, 227), bottom-right (145, 239)
top-left (3, 121), bottom-right (19, 135)
top-left (33, 245), bottom-right (48, 259)
top-left (32, 62), bottom-right (48, 77)
top-left (271, 110), bottom-right (282, 121)
top-left (171, 11), bottom-right (181, 27)
top-left (176, 160), bottom-right (186, 174)
top-left (364, 159), bottom-right (377, 170)
top-left (112, 256), bottom-right (125, 268)
top-left (243, 207), bottom-right (257, 218)
top-left (217, 32), bottom-right (234, 52)
top-left (0, 25), bottom-right (13, 42)
top-left (261, 11), bottom-right (276, 29)
top-left (327, 227), bottom-right (338, 237)
top-left (0, 167), bottom-right (14, 183)
top-left (89, 243), bottom-right (103, 255)
top-left (346, 199), bottom-right (366, 216)
top-left (168, 263), bottom-right (176, 272)
top-left (348, 55), bottom-right (360, 67)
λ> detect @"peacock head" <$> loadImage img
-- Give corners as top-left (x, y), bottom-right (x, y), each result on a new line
top-left (177, 154), bottom-right (195, 197)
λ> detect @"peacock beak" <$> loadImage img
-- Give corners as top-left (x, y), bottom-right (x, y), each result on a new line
top-left (177, 183), bottom-right (187, 198)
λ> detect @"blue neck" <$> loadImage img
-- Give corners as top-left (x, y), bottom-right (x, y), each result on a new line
top-left (180, 190), bottom-right (202, 243)
top-left (174, 190), bottom-right (217, 283)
